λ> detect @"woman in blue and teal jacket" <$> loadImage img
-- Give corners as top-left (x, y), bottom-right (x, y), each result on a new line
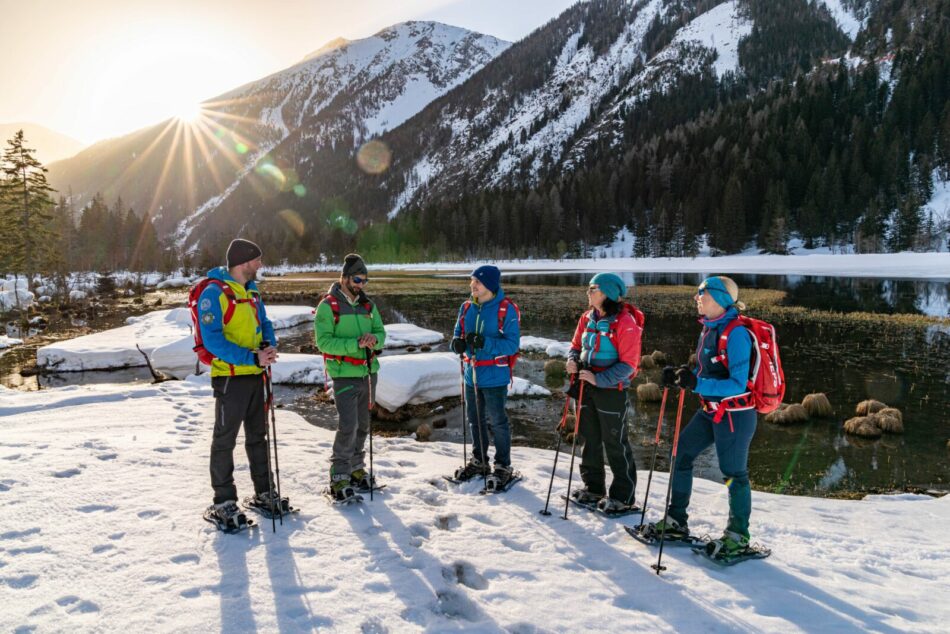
top-left (449, 265), bottom-right (521, 488)
top-left (566, 273), bottom-right (644, 513)
top-left (659, 275), bottom-right (756, 555)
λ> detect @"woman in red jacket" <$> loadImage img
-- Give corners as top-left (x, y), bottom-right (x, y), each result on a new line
top-left (565, 273), bottom-right (644, 513)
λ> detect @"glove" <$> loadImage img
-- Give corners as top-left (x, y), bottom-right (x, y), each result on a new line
top-left (661, 366), bottom-right (677, 388)
top-left (450, 337), bottom-right (467, 355)
top-left (565, 376), bottom-right (581, 400)
top-left (465, 332), bottom-right (485, 350)
top-left (674, 366), bottom-right (697, 391)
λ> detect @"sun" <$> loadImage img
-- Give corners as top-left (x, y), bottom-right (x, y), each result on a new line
top-left (176, 102), bottom-right (204, 123)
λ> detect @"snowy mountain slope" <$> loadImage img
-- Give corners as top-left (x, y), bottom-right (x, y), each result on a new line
top-left (46, 22), bottom-right (508, 248)
top-left (381, 0), bottom-right (865, 218)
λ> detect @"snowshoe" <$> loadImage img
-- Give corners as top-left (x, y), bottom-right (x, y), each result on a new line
top-left (203, 501), bottom-right (255, 533)
top-left (563, 494), bottom-right (640, 518)
top-left (242, 492), bottom-right (298, 519)
top-left (351, 469), bottom-right (386, 494)
top-left (480, 469), bottom-right (522, 495)
top-left (625, 518), bottom-right (702, 546)
top-left (691, 532), bottom-right (771, 566)
top-left (448, 458), bottom-right (492, 483)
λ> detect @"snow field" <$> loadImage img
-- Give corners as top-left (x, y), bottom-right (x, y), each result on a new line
top-left (1, 381), bottom-right (948, 632)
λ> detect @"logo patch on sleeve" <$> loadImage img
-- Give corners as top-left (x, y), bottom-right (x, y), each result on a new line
top-left (201, 312), bottom-right (215, 325)
top-left (199, 298), bottom-right (211, 311)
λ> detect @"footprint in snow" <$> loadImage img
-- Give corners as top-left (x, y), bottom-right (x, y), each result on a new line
top-left (441, 561), bottom-right (488, 590)
top-left (53, 468), bottom-right (81, 478)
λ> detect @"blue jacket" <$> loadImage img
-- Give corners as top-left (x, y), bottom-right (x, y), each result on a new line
top-left (453, 289), bottom-right (521, 389)
top-left (198, 267), bottom-right (276, 372)
top-left (693, 307), bottom-right (752, 400)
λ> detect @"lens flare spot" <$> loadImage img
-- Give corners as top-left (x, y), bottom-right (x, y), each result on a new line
top-left (278, 209), bottom-right (305, 237)
top-left (235, 142), bottom-right (249, 154)
top-left (256, 162), bottom-right (286, 188)
top-left (356, 140), bottom-right (392, 175)
top-left (293, 184), bottom-right (307, 197)
top-left (328, 209), bottom-right (358, 235)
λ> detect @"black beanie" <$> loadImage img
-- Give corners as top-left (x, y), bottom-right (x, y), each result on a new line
top-left (226, 239), bottom-right (262, 268)
top-left (341, 253), bottom-right (368, 277)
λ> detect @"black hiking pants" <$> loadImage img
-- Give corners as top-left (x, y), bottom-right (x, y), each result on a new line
top-left (578, 385), bottom-right (638, 504)
top-left (210, 374), bottom-right (272, 504)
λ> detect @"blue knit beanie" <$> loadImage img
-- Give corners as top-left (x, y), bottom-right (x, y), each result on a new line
top-left (589, 273), bottom-right (626, 302)
top-left (471, 265), bottom-right (501, 294)
top-left (699, 276), bottom-right (738, 310)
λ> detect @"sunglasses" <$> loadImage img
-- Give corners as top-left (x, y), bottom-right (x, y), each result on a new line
top-left (351, 276), bottom-right (368, 285)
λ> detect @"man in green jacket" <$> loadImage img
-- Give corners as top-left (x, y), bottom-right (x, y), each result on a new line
top-left (315, 253), bottom-right (386, 502)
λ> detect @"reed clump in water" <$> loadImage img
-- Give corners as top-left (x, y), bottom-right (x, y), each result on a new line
top-left (801, 393), bottom-right (833, 418)
top-left (636, 382), bottom-right (663, 402)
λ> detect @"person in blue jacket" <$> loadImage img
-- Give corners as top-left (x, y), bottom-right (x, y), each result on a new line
top-left (449, 265), bottom-right (521, 491)
top-left (657, 275), bottom-right (757, 556)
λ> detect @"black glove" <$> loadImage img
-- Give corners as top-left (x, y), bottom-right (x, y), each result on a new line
top-left (450, 337), bottom-right (467, 355)
top-left (661, 366), bottom-right (678, 388)
top-left (674, 366), bottom-right (697, 391)
top-left (565, 375), bottom-right (581, 400)
top-left (465, 332), bottom-right (485, 350)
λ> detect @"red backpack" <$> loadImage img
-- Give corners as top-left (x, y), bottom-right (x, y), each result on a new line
top-left (458, 297), bottom-right (521, 377)
top-left (188, 278), bottom-right (258, 366)
top-left (717, 315), bottom-right (785, 414)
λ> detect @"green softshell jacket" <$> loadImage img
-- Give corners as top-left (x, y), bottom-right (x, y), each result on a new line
top-left (314, 282), bottom-right (386, 379)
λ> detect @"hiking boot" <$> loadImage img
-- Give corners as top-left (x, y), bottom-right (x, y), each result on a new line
top-left (350, 468), bottom-right (377, 491)
top-left (650, 517), bottom-right (689, 539)
top-left (211, 500), bottom-right (247, 529)
top-left (253, 490), bottom-right (291, 513)
top-left (706, 530), bottom-right (750, 559)
top-left (596, 497), bottom-right (634, 513)
top-left (571, 488), bottom-right (604, 504)
top-left (330, 469), bottom-right (356, 501)
top-left (453, 458), bottom-right (491, 481)
top-left (485, 465), bottom-right (513, 491)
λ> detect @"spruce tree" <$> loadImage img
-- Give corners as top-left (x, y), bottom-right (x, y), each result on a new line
top-left (0, 130), bottom-right (57, 291)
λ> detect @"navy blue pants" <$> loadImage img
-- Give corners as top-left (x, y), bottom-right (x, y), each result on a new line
top-left (465, 384), bottom-right (511, 468)
top-left (668, 407), bottom-right (757, 538)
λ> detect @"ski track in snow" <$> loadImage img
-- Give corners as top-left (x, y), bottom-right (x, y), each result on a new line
top-left (1, 381), bottom-right (948, 631)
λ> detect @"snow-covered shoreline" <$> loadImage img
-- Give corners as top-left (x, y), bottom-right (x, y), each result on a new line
top-left (1, 381), bottom-right (947, 632)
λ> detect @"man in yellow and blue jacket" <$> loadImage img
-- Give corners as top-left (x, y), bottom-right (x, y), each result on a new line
top-left (198, 239), bottom-right (282, 529)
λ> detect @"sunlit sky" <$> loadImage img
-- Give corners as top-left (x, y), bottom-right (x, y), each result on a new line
top-left (0, 0), bottom-right (578, 146)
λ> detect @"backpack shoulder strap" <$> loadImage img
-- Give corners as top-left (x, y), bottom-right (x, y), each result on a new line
top-left (323, 293), bottom-right (341, 324)
top-left (458, 300), bottom-right (472, 337)
top-left (195, 279), bottom-right (238, 324)
top-left (497, 298), bottom-right (520, 333)
top-left (716, 317), bottom-right (747, 367)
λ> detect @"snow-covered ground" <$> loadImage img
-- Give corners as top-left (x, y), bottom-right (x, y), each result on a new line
top-left (0, 335), bottom-right (23, 350)
top-left (1, 381), bottom-right (947, 632)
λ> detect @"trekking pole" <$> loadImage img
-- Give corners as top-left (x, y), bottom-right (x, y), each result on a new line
top-left (472, 315), bottom-right (489, 490)
top-left (562, 377), bottom-right (586, 520)
top-left (540, 377), bottom-right (573, 515)
top-left (264, 367), bottom-right (282, 531)
top-left (366, 347), bottom-right (375, 502)
top-left (638, 387), bottom-right (669, 528)
top-left (459, 354), bottom-right (468, 467)
top-left (652, 387), bottom-right (686, 574)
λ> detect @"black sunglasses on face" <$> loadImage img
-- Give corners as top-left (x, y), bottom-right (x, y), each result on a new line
top-left (351, 276), bottom-right (368, 285)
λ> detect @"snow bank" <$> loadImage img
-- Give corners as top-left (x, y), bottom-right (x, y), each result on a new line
top-left (1, 382), bottom-right (947, 632)
top-left (0, 288), bottom-right (34, 312)
top-left (0, 335), bottom-right (24, 350)
top-left (382, 323), bottom-right (443, 347)
top-left (520, 335), bottom-right (572, 358)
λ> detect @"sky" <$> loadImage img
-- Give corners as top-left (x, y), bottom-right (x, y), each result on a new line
top-left (0, 0), bottom-right (578, 146)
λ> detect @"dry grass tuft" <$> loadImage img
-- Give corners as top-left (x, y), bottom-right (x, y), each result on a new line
top-left (650, 350), bottom-right (667, 365)
top-left (855, 399), bottom-right (886, 416)
top-left (782, 403), bottom-right (809, 424)
top-left (639, 355), bottom-right (656, 370)
top-left (636, 382), bottom-right (663, 402)
top-left (873, 408), bottom-right (904, 433)
top-left (801, 393), bottom-right (833, 418)
top-left (415, 423), bottom-right (432, 441)
top-left (843, 416), bottom-right (882, 438)
top-left (544, 359), bottom-right (567, 378)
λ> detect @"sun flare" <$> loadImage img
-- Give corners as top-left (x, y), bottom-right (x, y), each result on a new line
top-left (176, 102), bottom-right (204, 123)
